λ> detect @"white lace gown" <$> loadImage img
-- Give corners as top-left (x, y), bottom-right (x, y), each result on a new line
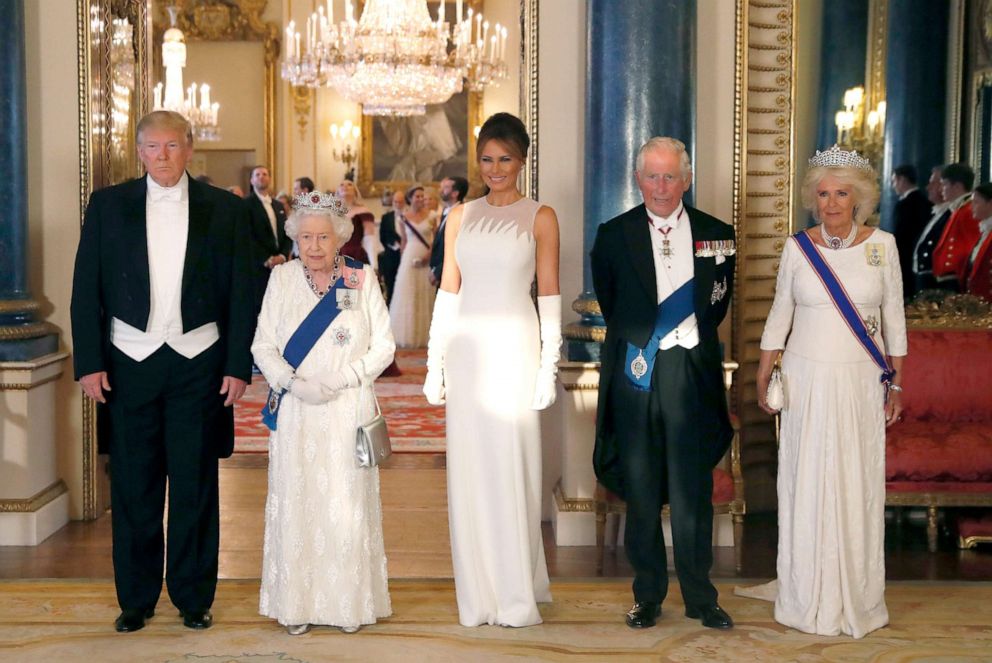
top-left (445, 197), bottom-right (552, 627)
top-left (389, 213), bottom-right (436, 347)
top-left (251, 260), bottom-right (395, 629)
top-left (760, 229), bottom-right (907, 638)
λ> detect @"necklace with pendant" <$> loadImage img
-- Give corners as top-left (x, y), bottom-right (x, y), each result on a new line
top-left (820, 222), bottom-right (858, 250)
top-left (303, 256), bottom-right (341, 298)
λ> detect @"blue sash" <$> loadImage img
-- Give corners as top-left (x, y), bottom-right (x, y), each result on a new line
top-left (623, 278), bottom-right (695, 391)
top-left (260, 258), bottom-right (361, 430)
top-left (792, 232), bottom-right (895, 390)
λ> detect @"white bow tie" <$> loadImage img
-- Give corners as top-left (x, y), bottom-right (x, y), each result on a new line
top-left (149, 187), bottom-right (182, 203)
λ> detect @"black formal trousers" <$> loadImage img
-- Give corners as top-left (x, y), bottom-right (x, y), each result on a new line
top-left (107, 342), bottom-right (224, 614)
top-left (610, 344), bottom-right (717, 609)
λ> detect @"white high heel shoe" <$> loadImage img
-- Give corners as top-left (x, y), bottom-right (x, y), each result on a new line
top-left (286, 623), bottom-right (311, 635)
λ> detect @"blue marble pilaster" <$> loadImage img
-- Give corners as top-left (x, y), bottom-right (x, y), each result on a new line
top-left (880, 0), bottom-right (949, 231)
top-left (0, 0), bottom-right (58, 360)
top-left (814, 0), bottom-right (869, 152)
top-left (570, 0), bottom-right (696, 361)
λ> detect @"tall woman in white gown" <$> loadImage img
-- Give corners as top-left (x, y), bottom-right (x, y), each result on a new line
top-left (389, 185), bottom-right (437, 347)
top-left (252, 193), bottom-right (395, 635)
top-left (755, 148), bottom-right (907, 639)
top-left (423, 112), bottom-right (562, 627)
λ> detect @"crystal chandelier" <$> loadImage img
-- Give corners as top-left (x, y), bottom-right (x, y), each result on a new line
top-left (281, 0), bottom-right (508, 117)
top-left (152, 7), bottom-right (221, 141)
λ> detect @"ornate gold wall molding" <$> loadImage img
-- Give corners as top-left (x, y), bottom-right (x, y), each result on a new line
top-left (0, 481), bottom-right (68, 514)
top-left (521, 0), bottom-right (539, 200)
top-left (731, 0), bottom-right (795, 512)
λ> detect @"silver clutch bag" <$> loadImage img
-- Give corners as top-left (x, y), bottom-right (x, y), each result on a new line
top-left (766, 365), bottom-right (785, 411)
top-left (356, 386), bottom-right (392, 467)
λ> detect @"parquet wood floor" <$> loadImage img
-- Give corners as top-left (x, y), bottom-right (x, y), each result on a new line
top-left (1, 453), bottom-right (990, 581)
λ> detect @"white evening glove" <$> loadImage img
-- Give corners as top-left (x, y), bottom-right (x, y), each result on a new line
top-left (423, 289), bottom-right (458, 405)
top-left (290, 377), bottom-right (329, 405)
top-left (319, 366), bottom-right (360, 396)
top-left (531, 295), bottom-right (562, 410)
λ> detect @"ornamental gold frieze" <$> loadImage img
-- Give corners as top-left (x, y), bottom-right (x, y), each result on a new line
top-left (571, 298), bottom-right (602, 317)
top-left (0, 480), bottom-right (68, 513)
top-left (905, 292), bottom-right (992, 329)
top-left (0, 299), bottom-right (41, 314)
top-left (0, 322), bottom-right (58, 341)
top-left (562, 322), bottom-right (604, 344)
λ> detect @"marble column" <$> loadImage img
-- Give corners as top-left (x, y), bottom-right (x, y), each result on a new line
top-left (567, 0), bottom-right (697, 362)
top-left (880, 0), bottom-right (949, 231)
top-left (0, 0), bottom-right (58, 361)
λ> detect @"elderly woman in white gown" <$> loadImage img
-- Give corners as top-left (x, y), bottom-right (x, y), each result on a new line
top-left (251, 190), bottom-right (395, 635)
top-left (753, 146), bottom-right (907, 639)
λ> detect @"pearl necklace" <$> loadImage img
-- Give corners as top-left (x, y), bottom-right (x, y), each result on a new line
top-left (820, 222), bottom-right (858, 250)
top-left (303, 256), bottom-right (341, 298)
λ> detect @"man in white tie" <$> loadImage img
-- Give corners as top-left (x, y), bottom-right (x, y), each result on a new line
top-left (70, 111), bottom-right (254, 633)
top-left (591, 137), bottom-right (735, 631)
top-left (429, 175), bottom-right (468, 287)
top-left (245, 165), bottom-right (291, 316)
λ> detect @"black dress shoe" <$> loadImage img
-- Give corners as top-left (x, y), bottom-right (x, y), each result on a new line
top-left (114, 607), bottom-right (154, 632)
top-left (625, 602), bottom-right (661, 628)
top-left (685, 604), bottom-right (733, 629)
top-left (180, 610), bottom-right (213, 630)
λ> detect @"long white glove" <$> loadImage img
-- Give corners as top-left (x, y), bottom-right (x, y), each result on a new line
top-left (319, 366), bottom-right (361, 396)
top-left (291, 377), bottom-right (329, 405)
top-left (531, 295), bottom-right (562, 410)
top-left (423, 289), bottom-right (458, 405)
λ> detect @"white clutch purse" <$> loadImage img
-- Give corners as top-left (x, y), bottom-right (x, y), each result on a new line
top-left (766, 365), bottom-right (785, 411)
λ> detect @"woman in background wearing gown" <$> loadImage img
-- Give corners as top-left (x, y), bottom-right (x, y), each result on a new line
top-left (754, 146), bottom-right (907, 638)
top-left (423, 112), bottom-right (562, 627)
top-left (389, 185), bottom-right (437, 347)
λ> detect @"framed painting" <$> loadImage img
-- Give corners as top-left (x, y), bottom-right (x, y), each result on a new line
top-left (357, 0), bottom-right (484, 197)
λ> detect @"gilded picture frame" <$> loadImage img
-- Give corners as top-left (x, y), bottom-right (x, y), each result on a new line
top-left (357, 0), bottom-right (484, 197)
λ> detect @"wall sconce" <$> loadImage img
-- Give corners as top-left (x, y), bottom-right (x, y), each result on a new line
top-left (834, 85), bottom-right (885, 165)
top-left (330, 119), bottom-right (360, 179)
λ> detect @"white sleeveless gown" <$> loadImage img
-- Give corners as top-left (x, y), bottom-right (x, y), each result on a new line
top-left (445, 197), bottom-right (552, 627)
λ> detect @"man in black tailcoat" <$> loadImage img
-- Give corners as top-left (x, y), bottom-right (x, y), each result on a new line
top-left (70, 111), bottom-right (254, 633)
top-left (890, 164), bottom-right (932, 300)
top-left (429, 175), bottom-right (469, 287)
top-left (591, 137), bottom-right (735, 631)
top-left (244, 164), bottom-right (291, 316)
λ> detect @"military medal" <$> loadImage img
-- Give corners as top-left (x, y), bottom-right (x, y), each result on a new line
top-left (630, 350), bottom-right (648, 380)
top-left (267, 390), bottom-right (281, 412)
top-left (346, 270), bottom-right (361, 287)
top-left (336, 289), bottom-right (355, 310)
top-left (864, 315), bottom-right (878, 337)
top-left (655, 226), bottom-right (674, 258)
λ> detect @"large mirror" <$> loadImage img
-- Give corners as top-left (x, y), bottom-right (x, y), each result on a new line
top-left (77, 0), bottom-right (150, 519)
top-left (150, 0), bottom-right (280, 190)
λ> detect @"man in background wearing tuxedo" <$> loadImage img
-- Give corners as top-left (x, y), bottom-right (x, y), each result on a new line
top-left (70, 111), bottom-right (254, 633)
top-left (429, 175), bottom-right (469, 287)
top-left (890, 165), bottom-right (932, 300)
top-left (245, 164), bottom-right (291, 316)
top-left (591, 137), bottom-right (735, 632)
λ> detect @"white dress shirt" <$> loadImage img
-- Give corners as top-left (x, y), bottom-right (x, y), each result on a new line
top-left (898, 186), bottom-right (918, 201)
top-left (646, 203), bottom-right (699, 350)
top-left (256, 191), bottom-right (278, 240)
top-left (912, 200), bottom-right (952, 273)
top-left (969, 217), bottom-right (992, 268)
top-left (111, 173), bottom-right (220, 361)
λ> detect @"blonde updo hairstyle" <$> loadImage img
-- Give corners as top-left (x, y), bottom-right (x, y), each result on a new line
top-left (801, 165), bottom-right (880, 226)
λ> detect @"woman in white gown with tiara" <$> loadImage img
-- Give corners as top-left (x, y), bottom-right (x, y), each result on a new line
top-left (389, 185), bottom-right (437, 347)
top-left (423, 113), bottom-right (563, 627)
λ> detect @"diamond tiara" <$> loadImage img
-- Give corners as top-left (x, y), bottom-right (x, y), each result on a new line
top-left (808, 145), bottom-right (872, 171)
top-left (293, 190), bottom-right (350, 217)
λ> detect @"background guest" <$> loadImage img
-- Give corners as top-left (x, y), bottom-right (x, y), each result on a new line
top-left (964, 182), bottom-right (992, 301)
top-left (890, 164), bottom-right (931, 300)
top-left (389, 185), bottom-right (436, 347)
top-left (912, 166), bottom-right (952, 292)
top-left (379, 190), bottom-right (406, 304)
top-left (429, 176), bottom-right (469, 288)
top-left (293, 176), bottom-right (315, 197)
top-left (932, 163), bottom-right (978, 290)
top-left (338, 180), bottom-right (378, 270)
top-left (245, 165), bottom-right (291, 317)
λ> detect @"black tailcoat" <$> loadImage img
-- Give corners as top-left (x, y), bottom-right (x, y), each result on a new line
top-left (590, 204), bottom-right (735, 499)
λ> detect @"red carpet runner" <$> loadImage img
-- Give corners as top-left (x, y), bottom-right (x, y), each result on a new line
top-left (233, 349), bottom-right (446, 454)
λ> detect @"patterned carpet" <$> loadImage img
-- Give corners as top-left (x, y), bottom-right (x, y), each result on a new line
top-left (234, 349), bottom-right (445, 455)
top-left (2, 580), bottom-right (991, 661)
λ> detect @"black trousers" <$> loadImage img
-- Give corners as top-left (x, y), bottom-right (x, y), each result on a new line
top-left (610, 345), bottom-right (718, 608)
top-left (380, 248), bottom-right (400, 305)
top-left (107, 343), bottom-right (223, 613)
